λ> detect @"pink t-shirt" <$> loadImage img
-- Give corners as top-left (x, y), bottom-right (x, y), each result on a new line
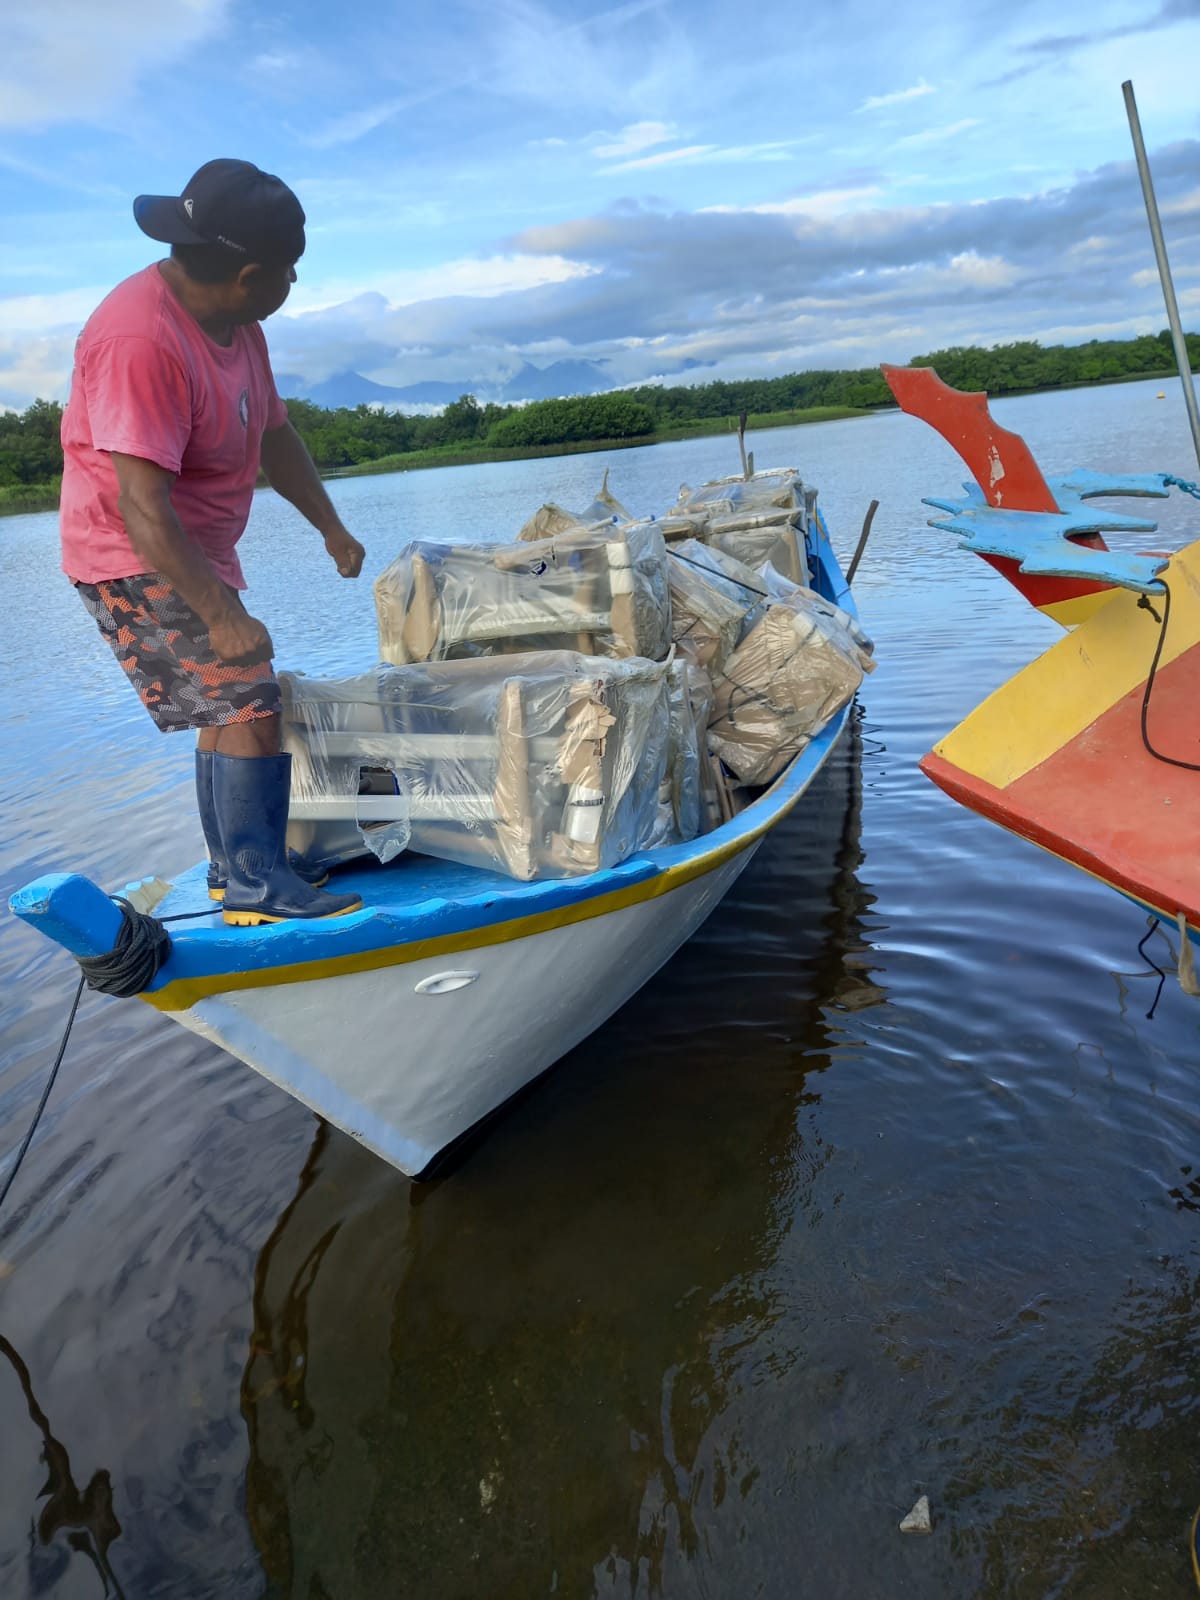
top-left (59, 263), bottom-right (289, 589)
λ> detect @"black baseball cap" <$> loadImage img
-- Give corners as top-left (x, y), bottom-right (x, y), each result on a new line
top-left (133, 159), bottom-right (306, 265)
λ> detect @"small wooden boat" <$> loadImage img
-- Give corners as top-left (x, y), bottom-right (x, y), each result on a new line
top-left (10, 506), bottom-right (859, 1178)
top-left (886, 364), bottom-right (1200, 952)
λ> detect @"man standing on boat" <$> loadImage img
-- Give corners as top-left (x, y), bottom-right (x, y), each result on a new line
top-left (59, 160), bottom-right (363, 926)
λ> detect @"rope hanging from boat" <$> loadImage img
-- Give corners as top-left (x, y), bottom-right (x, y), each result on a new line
top-left (0, 903), bottom-right (218, 1223)
top-left (1138, 581), bottom-right (1200, 773)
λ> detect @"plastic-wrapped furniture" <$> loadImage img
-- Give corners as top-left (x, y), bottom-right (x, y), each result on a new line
top-left (279, 652), bottom-right (683, 882)
top-left (707, 584), bottom-right (874, 786)
top-left (516, 469), bottom-right (631, 541)
top-left (624, 469), bottom-right (814, 588)
top-left (375, 523), bottom-right (670, 665)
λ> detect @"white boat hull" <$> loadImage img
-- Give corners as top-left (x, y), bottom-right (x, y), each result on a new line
top-left (168, 846), bottom-right (757, 1176)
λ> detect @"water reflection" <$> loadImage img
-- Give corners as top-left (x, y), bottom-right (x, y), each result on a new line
top-left (0, 1335), bottom-right (124, 1597)
top-left (241, 717), bottom-right (885, 1597)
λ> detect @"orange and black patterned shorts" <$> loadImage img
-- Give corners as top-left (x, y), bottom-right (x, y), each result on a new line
top-left (76, 574), bottom-right (281, 733)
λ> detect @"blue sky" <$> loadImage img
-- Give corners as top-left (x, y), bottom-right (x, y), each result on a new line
top-left (1, 0), bottom-right (1198, 406)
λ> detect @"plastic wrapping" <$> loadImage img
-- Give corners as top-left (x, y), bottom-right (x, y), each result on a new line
top-left (666, 542), bottom-right (749, 674)
top-left (630, 469), bottom-right (814, 587)
top-left (706, 511), bottom-right (809, 587)
top-left (677, 467), bottom-right (803, 513)
top-left (666, 659), bottom-right (714, 841)
top-left (674, 539), bottom-right (768, 621)
top-left (516, 469), bottom-right (630, 541)
top-left (374, 522), bottom-right (671, 665)
top-left (707, 588), bottom-right (875, 787)
top-left (280, 653), bottom-right (676, 881)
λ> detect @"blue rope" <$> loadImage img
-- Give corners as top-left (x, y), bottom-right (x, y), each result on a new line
top-left (1163, 474), bottom-right (1200, 500)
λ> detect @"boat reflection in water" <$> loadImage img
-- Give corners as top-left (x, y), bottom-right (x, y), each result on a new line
top-left (241, 713), bottom-right (887, 1597)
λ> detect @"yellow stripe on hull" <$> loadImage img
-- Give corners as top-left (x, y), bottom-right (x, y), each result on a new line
top-left (1037, 589), bottom-right (1117, 628)
top-left (935, 536), bottom-right (1200, 791)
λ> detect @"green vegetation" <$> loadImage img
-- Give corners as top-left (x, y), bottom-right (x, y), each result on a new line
top-left (4, 330), bottom-right (1198, 515)
top-left (485, 392), bottom-right (656, 447)
top-left (0, 398), bottom-right (65, 515)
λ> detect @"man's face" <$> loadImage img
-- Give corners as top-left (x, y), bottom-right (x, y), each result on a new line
top-left (230, 261), bottom-right (297, 324)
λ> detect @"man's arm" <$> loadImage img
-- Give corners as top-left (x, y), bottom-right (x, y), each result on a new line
top-left (111, 452), bottom-right (273, 663)
top-left (259, 422), bottom-right (365, 577)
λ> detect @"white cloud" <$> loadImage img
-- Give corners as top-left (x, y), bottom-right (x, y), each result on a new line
top-left (0, 285), bottom-right (108, 335)
top-left (1131, 262), bottom-right (1200, 287)
top-left (603, 143), bottom-right (716, 173)
top-left (705, 186), bottom-right (885, 219)
top-left (251, 50), bottom-right (304, 74)
top-left (306, 97), bottom-right (421, 150)
top-left (592, 121), bottom-right (676, 160)
top-left (945, 251), bottom-right (1024, 290)
top-left (0, 331), bottom-right (79, 405)
top-left (602, 140), bottom-right (799, 174)
top-left (896, 118), bottom-right (981, 149)
top-left (856, 78), bottom-right (936, 113)
top-left (0, 0), bottom-right (230, 129)
top-left (1162, 187), bottom-right (1200, 217)
top-left (284, 254), bottom-right (598, 317)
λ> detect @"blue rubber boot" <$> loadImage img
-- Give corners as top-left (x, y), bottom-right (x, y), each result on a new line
top-left (196, 751), bottom-right (329, 901)
top-left (213, 752), bottom-right (363, 926)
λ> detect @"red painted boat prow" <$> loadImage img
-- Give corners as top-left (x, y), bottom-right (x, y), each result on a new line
top-left (881, 364), bottom-right (1063, 512)
top-left (881, 364), bottom-right (1114, 625)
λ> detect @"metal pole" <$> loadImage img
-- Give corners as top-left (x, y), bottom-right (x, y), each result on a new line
top-left (1122, 79), bottom-right (1200, 473)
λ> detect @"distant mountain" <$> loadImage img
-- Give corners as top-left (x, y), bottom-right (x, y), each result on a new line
top-left (384, 379), bottom-right (491, 406)
top-left (277, 361), bottom-right (613, 410)
top-left (303, 372), bottom-right (420, 408)
top-left (498, 360), bottom-right (610, 402)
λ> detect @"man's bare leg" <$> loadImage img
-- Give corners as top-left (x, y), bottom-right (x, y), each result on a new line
top-left (197, 714), bottom-right (281, 757)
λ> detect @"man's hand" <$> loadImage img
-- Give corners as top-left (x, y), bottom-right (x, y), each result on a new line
top-left (260, 424), bottom-right (366, 576)
top-left (325, 526), bottom-right (365, 578)
top-left (207, 610), bottom-right (275, 664)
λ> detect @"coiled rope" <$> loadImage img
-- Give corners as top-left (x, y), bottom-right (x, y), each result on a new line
top-left (0, 900), bottom-right (218, 1219)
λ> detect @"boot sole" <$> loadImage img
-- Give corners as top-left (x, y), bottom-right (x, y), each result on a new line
top-left (210, 872), bottom-right (329, 903)
top-left (223, 899), bottom-right (362, 927)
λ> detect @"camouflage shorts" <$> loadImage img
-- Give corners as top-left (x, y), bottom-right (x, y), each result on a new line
top-left (76, 574), bottom-right (281, 733)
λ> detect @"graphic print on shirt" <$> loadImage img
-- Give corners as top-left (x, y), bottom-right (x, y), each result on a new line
top-left (238, 388), bottom-right (249, 428)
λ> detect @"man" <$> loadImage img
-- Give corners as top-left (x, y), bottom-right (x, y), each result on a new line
top-left (60, 159), bottom-right (363, 926)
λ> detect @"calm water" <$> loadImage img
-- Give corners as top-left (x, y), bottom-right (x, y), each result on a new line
top-left (2, 379), bottom-right (1200, 1599)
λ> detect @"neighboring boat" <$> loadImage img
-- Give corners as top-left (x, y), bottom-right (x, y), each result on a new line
top-left (10, 505), bottom-right (860, 1179)
top-left (888, 365), bottom-right (1200, 952)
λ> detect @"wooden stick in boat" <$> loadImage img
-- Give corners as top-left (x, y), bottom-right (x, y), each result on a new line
top-left (709, 752), bottom-right (735, 824)
top-left (846, 499), bottom-right (879, 586)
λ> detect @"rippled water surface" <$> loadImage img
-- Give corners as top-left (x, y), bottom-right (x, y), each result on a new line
top-left (3, 379), bottom-right (1200, 1598)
